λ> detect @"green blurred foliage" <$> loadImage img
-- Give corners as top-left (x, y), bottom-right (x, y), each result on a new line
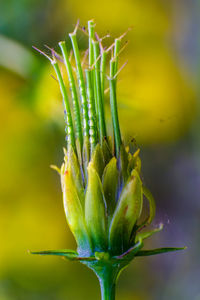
top-left (0, 0), bottom-right (199, 299)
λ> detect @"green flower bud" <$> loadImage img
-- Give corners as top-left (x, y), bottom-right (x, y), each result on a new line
top-left (33, 21), bottom-right (185, 300)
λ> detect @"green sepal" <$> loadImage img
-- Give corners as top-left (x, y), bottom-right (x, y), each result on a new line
top-left (127, 149), bottom-right (141, 175)
top-left (109, 169), bottom-right (143, 255)
top-left (138, 185), bottom-right (156, 229)
top-left (135, 223), bottom-right (163, 242)
top-left (107, 136), bottom-right (113, 155)
top-left (31, 249), bottom-right (78, 260)
top-left (67, 145), bottom-right (84, 205)
top-left (102, 139), bottom-right (112, 165)
top-left (90, 143), bottom-right (105, 179)
top-left (61, 164), bottom-right (92, 255)
top-left (31, 249), bottom-right (96, 261)
top-left (102, 157), bottom-right (119, 217)
top-left (85, 162), bottom-right (107, 251)
top-left (135, 247), bottom-right (186, 257)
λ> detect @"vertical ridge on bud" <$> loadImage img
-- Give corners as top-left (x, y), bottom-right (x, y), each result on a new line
top-left (69, 32), bottom-right (89, 140)
top-left (93, 40), bottom-right (107, 145)
top-left (85, 69), bottom-right (97, 153)
top-left (59, 41), bottom-right (83, 151)
top-left (109, 59), bottom-right (122, 157)
top-left (52, 60), bottom-right (76, 151)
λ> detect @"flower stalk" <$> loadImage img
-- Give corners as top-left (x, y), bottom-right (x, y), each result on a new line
top-left (32, 20), bottom-right (186, 300)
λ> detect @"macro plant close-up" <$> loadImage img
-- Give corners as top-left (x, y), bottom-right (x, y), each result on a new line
top-left (1, 1), bottom-right (200, 300)
top-left (32, 20), bottom-right (184, 300)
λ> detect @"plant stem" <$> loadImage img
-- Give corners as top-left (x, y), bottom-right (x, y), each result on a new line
top-left (94, 265), bottom-right (119, 300)
top-left (52, 60), bottom-right (76, 151)
top-left (109, 59), bottom-right (121, 157)
top-left (99, 274), bottom-right (116, 300)
top-left (59, 41), bottom-right (83, 150)
top-left (69, 32), bottom-right (89, 140)
top-left (93, 40), bottom-right (107, 145)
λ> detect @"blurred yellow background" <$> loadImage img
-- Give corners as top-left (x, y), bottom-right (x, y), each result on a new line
top-left (0, 0), bottom-right (200, 299)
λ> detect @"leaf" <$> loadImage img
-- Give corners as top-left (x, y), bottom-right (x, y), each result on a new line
top-left (135, 223), bottom-right (163, 242)
top-left (109, 169), bottom-right (143, 254)
top-left (85, 162), bottom-right (107, 251)
top-left (135, 247), bottom-right (186, 257)
top-left (102, 157), bottom-right (119, 216)
top-left (31, 249), bottom-right (96, 261)
top-left (61, 164), bottom-right (92, 255)
top-left (31, 249), bottom-right (78, 260)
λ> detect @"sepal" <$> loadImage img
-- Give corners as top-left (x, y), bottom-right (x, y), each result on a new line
top-left (135, 223), bottom-right (163, 242)
top-left (102, 157), bottom-right (119, 217)
top-left (31, 249), bottom-right (96, 261)
top-left (135, 247), bottom-right (186, 257)
top-left (90, 143), bottom-right (105, 179)
top-left (61, 164), bottom-right (92, 255)
top-left (85, 162), bottom-right (107, 251)
top-left (109, 169), bottom-right (143, 254)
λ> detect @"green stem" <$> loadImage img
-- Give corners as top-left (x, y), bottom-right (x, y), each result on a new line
top-left (69, 32), bottom-right (89, 140)
top-left (93, 40), bottom-right (107, 145)
top-left (96, 265), bottom-right (118, 300)
top-left (85, 69), bottom-right (97, 152)
top-left (52, 60), bottom-right (76, 151)
top-left (114, 38), bottom-right (121, 75)
top-left (59, 41), bottom-right (83, 150)
top-left (109, 59), bottom-right (121, 157)
top-left (88, 20), bottom-right (95, 68)
top-left (100, 51), bottom-right (107, 97)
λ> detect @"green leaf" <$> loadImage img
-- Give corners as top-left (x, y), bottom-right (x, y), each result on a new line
top-left (135, 223), bottom-right (163, 242)
top-left (85, 162), bottom-right (107, 251)
top-left (31, 249), bottom-right (78, 260)
top-left (135, 247), bottom-right (186, 257)
top-left (31, 249), bottom-right (96, 261)
top-left (61, 163), bottom-right (92, 255)
top-left (102, 157), bottom-right (119, 216)
top-left (109, 169), bottom-right (143, 254)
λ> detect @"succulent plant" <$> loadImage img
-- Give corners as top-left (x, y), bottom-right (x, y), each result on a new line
top-left (32, 20), bottom-right (185, 300)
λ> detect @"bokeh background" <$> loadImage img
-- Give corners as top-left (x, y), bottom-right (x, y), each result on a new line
top-left (0, 0), bottom-right (200, 299)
